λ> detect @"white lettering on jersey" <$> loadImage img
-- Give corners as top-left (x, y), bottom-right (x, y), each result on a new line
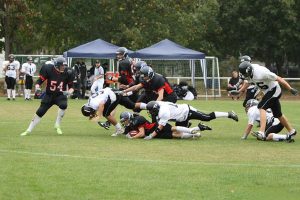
top-left (88, 88), bottom-right (116, 110)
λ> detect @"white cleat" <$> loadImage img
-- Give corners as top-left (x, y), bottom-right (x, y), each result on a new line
top-left (20, 130), bottom-right (31, 136)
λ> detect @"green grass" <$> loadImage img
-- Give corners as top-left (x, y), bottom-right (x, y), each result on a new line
top-left (0, 97), bottom-right (300, 200)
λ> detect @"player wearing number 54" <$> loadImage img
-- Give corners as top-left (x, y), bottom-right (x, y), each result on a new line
top-left (238, 61), bottom-right (298, 142)
top-left (20, 57), bottom-right (75, 136)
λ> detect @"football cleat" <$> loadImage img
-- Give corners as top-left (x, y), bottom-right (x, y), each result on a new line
top-left (98, 121), bottom-right (110, 130)
top-left (228, 111), bottom-right (239, 122)
top-left (286, 130), bottom-right (297, 142)
top-left (55, 125), bottom-right (63, 135)
top-left (198, 123), bottom-right (212, 131)
top-left (251, 131), bottom-right (266, 141)
top-left (111, 128), bottom-right (124, 137)
top-left (20, 130), bottom-right (30, 136)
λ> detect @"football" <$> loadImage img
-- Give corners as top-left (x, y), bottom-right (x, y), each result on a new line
top-left (128, 130), bottom-right (139, 137)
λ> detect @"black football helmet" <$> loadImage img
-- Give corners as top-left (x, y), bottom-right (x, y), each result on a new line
top-left (81, 104), bottom-right (96, 117)
top-left (146, 101), bottom-right (160, 116)
top-left (116, 47), bottom-right (128, 60)
top-left (140, 65), bottom-right (154, 80)
top-left (133, 61), bottom-right (147, 73)
top-left (54, 56), bottom-right (67, 73)
top-left (239, 61), bottom-right (253, 78)
top-left (120, 111), bottom-right (133, 127)
top-left (240, 55), bottom-right (251, 63)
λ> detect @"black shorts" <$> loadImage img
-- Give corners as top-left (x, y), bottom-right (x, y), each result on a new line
top-left (258, 87), bottom-right (282, 118)
top-left (103, 97), bottom-right (118, 117)
top-left (25, 75), bottom-right (33, 89)
top-left (155, 123), bottom-right (173, 139)
top-left (5, 76), bottom-right (16, 89)
top-left (265, 118), bottom-right (284, 136)
top-left (36, 94), bottom-right (68, 117)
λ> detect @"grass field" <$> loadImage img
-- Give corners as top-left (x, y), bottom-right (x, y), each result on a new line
top-left (0, 97), bottom-right (299, 200)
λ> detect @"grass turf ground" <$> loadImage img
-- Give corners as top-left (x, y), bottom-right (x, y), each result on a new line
top-left (0, 97), bottom-right (299, 200)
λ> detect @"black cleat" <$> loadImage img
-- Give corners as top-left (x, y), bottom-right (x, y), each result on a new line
top-left (286, 130), bottom-right (297, 142)
top-left (98, 121), bottom-right (110, 130)
top-left (198, 123), bottom-right (212, 131)
top-left (228, 111), bottom-right (238, 122)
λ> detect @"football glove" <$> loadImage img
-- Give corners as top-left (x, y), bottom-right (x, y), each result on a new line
top-left (126, 133), bottom-right (133, 139)
top-left (290, 88), bottom-right (298, 96)
top-left (144, 135), bottom-right (153, 140)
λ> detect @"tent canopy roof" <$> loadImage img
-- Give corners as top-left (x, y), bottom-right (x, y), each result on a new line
top-left (65, 39), bottom-right (133, 59)
top-left (132, 39), bottom-right (205, 60)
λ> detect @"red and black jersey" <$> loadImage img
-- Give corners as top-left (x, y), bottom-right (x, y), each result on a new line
top-left (131, 116), bottom-right (156, 135)
top-left (36, 64), bottom-right (74, 95)
top-left (141, 73), bottom-right (174, 95)
top-left (118, 58), bottom-right (134, 85)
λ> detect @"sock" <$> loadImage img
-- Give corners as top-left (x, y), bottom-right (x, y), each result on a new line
top-left (115, 123), bottom-right (122, 130)
top-left (27, 115), bottom-right (42, 132)
top-left (12, 90), bottom-right (16, 98)
top-left (175, 126), bottom-right (192, 133)
top-left (24, 89), bottom-right (28, 99)
top-left (7, 89), bottom-right (11, 98)
top-left (139, 103), bottom-right (147, 109)
top-left (272, 134), bottom-right (287, 141)
top-left (27, 89), bottom-right (31, 98)
top-left (55, 109), bottom-right (65, 127)
top-left (214, 112), bottom-right (229, 118)
top-left (289, 129), bottom-right (296, 134)
top-left (181, 132), bottom-right (193, 139)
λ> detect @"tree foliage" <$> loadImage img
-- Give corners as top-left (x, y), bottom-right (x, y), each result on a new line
top-left (1, 0), bottom-right (299, 75)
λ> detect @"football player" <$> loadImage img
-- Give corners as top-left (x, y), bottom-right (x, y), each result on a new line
top-left (21, 56), bottom-right (36, 100)
top-left (145, 101), bottom-right (238, 139)
top-left (119, 111), bottom-right (211, 139)
top-left (241, 99), bottom-right (293, 142)
top-left (120, 65), bottom-right (177, 104)
top-left (2, 54), bottom-right (20, 100)
top-left (20, 57), bottom-right (75, 136)
top-left (238, 61), bottom-right (298, 141)
top-left (81, 87), bottom-right (147, 136)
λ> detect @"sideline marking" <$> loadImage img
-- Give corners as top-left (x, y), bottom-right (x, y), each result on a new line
top-left (1, 149), bottom-right (300, 168)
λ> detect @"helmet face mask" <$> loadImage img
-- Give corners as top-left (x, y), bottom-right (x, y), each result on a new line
top-left (120, 112), bottom-right (132, 127)
top-left (146, 101), bottom-right (160, 116)
top-left (81, 104), bottom-right (96, 118)
top-left (116, 47), bottom-right (128, 61)
top-left (140, 66), bottom-right (154, 81)
top-left (239, 62), bottom-right (253, 78)
top-left (54, 57), bottom-right (67, 73)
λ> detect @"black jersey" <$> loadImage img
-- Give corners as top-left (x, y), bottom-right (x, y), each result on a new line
top-left (131, 116), bottom-right (156, 135)
top-left (36, 64), bottom-right (74, 95)
top-left (118, 58), bottom-right (134, 85)
top-left (141, 73), bottom-right (174, 95)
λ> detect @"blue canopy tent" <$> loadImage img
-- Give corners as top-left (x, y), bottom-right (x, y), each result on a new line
top-left (64, 39), bottom-right (133, 71)
top-left (132, 39), bottom-right (207, 97)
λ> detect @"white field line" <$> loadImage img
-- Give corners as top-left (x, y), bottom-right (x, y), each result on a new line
top-left (1, 149), bottom-right (300, 168)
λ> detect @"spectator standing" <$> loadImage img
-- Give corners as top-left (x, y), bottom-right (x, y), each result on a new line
top-left (21, 56), bottom-right (36, 100)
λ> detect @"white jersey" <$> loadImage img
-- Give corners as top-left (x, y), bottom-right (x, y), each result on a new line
top-left (21, 62), bottom-right (36, 76)
top-left (247, 106), bottom-right (275, 125)
top-left (3, 60), bottom-right (20, 78)
top-left (94, 66), bottom-right (104, 80)
top-left (156, 101), bottom-right (190, 126)
top-left (247, 64), bottom-right (280, 96)
top-left (87, 88), bottom-right (116, 110)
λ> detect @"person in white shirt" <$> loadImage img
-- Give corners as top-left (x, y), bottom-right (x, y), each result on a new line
top-left (144, 101), bottom-right (238, 139)
top-left (21, 56), bottom-right (36, 100)
top-left (81, 87), bottom-right (147, 136)
top-left (238, 61), bottom-right (298, 142)
top-left (90, 60), bottom-right (104, 94)
top-left (241, 99), bottom-right (293, 142)
top-left (2, 54), bottom-right (20, 100)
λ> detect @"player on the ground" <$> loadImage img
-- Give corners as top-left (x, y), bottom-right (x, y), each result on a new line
top-left (238, 61), bottom-right (298, 141)
top-left (119, 111), bottom-right (211, 139)
top-left (20, 57), bottom-right (74, 136)
top-left (145, 101), bottom-right (238, 139)
top-left (81, 87), bottom-right (147, 136)
top-left (241, 99), bottom-right (293, 142)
